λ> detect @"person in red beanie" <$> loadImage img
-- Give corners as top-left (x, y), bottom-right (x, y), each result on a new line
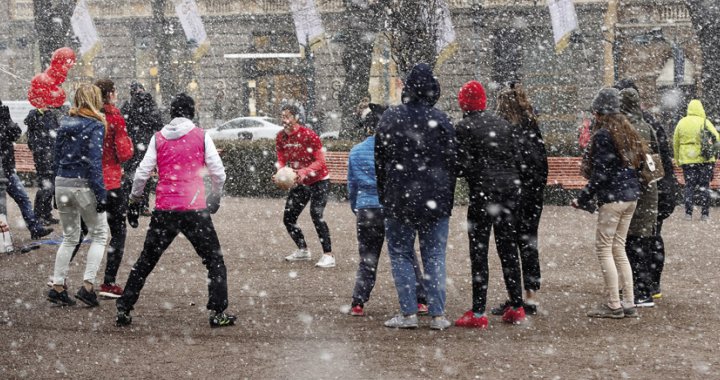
top-left (454, 80), bottom-right (527, 328)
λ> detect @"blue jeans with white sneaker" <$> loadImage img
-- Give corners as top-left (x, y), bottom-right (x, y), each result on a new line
top-left (385, 216), bottom-right (449, 317)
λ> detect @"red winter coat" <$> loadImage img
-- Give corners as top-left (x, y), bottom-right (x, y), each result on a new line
top-left (275, 124), bottom-right (328, 186)
top-left (102, 104), bottom-right (134, 190)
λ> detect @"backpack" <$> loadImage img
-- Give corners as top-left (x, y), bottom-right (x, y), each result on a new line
top-left (699, 118), bottom-right (719, 161)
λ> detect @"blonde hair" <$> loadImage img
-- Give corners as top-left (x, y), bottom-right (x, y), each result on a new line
top-left (69, 84), bottom-right (107, 129)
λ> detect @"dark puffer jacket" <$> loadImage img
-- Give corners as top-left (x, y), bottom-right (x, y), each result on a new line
top-left (0, 113), bottom-right (21, 175)
top-left (24, 108), bottom-right (63, 175)
top-left (374, 63), bottom-right (457, 223)
top-left (517, 117), bottom-right (548, 190)
top-left (456, 110), bottom-right (523, 193)
top-left (121, 92), bottom-right (163, 173)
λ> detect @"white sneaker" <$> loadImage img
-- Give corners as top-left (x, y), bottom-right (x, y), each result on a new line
top-left (285, 249), bottom-right (311, 261)
top-left (315, 254), bottom-right (336, 268)
top-left (430, 316), bottom-right (452, 330)
top-left (384, 314), bottom-right (418, 329)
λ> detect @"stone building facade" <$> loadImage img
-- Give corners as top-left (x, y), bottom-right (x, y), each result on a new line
top-left (0, 0), bottom-right (701, 135)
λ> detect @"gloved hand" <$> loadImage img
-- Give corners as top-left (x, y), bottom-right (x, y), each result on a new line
top-left (96, 200), bottom-right (107, 214)
top-left (206, 193), bottom-right (221, 214)
top-left (127, 198), bottom-right (141, 228)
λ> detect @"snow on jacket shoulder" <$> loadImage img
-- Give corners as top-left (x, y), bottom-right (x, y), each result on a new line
top-left (673, 100), bottom-right (719, 165)
top-left (102, 104), bottom-right (134, 190)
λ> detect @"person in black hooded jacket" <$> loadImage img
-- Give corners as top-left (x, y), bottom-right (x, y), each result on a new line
top-left (25, 107), bottom-right (64, 225)
top-left (452, 80), bottom-right (526, 329)
top-left (374, 63), bottom-right (456, 330)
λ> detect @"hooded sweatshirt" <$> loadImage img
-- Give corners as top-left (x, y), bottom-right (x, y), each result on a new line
top-left (131, 117), bottom-right (225, 211)
top-left (374, 63), bottom-right (456, 222)
top-left (673, 99), bottom-right (719, 165)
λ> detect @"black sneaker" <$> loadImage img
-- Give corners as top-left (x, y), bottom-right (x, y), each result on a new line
top-left (635, 296), bottom-right (655, 308)
top-left (491, 300), bottom-right (537, 316)
top-left (75, 286), bottom-right (99, 307)
top-left (116, 310), bottom-right (132, 327)
top-left (44, 217), bottom-right (60, 225)
top-left (31, 227), bottom-right (54, 240)
top-left (47, 289), bottom-right (77, 306)
top-left (209, 312), bottom-right (237, 328)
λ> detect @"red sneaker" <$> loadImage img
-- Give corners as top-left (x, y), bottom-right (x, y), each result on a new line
top-left (454, 310), bottom-right (489, 329)
top-left (417, 303), bottom-right (429, 315)
top-left (349, 305), bottom-right (364, 316)
top-left (98, 283), bottom-right (124, 299)
top-left (502, 306), bottom-right (526, 324)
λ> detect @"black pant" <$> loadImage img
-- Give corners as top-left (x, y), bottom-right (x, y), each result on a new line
top-left (682, 163), bottom-right (714, 216)
top-left (283, 180), bottom-right (331, 253)
top-left (117, 210), bottom-right (228, 313)
top-left (351, 208), bottom-right (426, 306)
top-left (648, 218), bottom-right (666, 294)
top-left (33, 171), bottom-right (54, 220)
top-left (104, 188), bottom-right (127, 284)
top-left (467, 187), bottom-right (523, 313)
top-left (626, 235), bottom-right (654, 300)
top-left (517, 183), bottom-right (544, 292)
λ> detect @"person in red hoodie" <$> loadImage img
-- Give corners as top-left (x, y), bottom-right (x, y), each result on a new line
top-left (274, 104), bottom-right (335, 268)
top-left (94, 79), bottom-right (134, 298)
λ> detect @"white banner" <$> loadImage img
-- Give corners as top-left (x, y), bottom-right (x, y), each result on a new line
top-left (289, 0), bottom-right (325, 49)
top-left (548, 0), bottom-right (578, 53)
top-left (173, 0), bottom-right (208, 51)
top-left (71, 0), bottom-right (100, 57)
top-left (435, 0), bottom-right (457, 66)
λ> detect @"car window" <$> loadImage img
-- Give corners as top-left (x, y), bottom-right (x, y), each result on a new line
top-left (219, 120), bottom-right (251, 130)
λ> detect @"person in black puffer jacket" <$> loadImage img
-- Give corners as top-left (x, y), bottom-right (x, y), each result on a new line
top-left (25, 107), bottom-right (64, 225)
top-left (490, 82), bottom-right (548, 316)
top-left (453, 80), bottom-right (526, 329)
top-left (121, 87), bottom-right (163, 214)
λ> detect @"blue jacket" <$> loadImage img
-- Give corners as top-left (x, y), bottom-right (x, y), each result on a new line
top-left (578, 128), bottom-right (640, 206)
top-left (374, 63), bottom-right (457, 223)
top-left (347, 136), bottom-right (381, 212)
top-left (54, 115), bottom-right (106, 204)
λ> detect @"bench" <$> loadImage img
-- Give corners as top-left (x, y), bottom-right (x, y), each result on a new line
top-left (325, 151), bottom-right (349, 184)
top-left (13, 144), bottom-right (36, 173)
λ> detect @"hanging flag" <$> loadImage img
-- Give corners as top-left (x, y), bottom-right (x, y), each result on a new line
top-left (289, 0), bottom-right (325, 50)
top-left (435, 0), bottom-right (457, 67)
top-left (70, 0), bottom-right (100, 62)
top-left (548, 0), bottom-right (578, 53)
top-left (173, 0), bottom-right (209, 59)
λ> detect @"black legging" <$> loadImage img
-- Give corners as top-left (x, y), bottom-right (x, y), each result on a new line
top-left (117, 210), bottom-right (228, 313)
top-left (467, 186), bottom-right (523, 313)
top-left (517, 182), bottom-right (544, 292)
top-left (33, 171), bottom-right (54, 221)
top-left (103, 188), bottom-right (128, 285)
top-left (283, 180), bottom-right (332, 253)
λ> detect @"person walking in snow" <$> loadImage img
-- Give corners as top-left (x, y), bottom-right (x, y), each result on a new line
top-left (375, 63), bottom-right (456, 330)
top-left (274, 104), bottom-right (335, 268)
top-left (116, 93), bottom-right (235, 328)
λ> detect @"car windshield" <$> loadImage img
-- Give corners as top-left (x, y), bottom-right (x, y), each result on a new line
top-left (219, 119), bottom-right (264, 130)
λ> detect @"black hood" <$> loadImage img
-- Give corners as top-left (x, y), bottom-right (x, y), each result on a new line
top-left (401, 63), bottom-right (441, 106)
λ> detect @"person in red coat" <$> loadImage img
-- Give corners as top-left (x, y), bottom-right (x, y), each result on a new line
top-left (95, 79), bottom-right (134, 298)
top-left (274, 104), bottom-right (335, 268)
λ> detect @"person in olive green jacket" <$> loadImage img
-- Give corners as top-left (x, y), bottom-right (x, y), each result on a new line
top-left (673, 99), bottom-right (719, 220)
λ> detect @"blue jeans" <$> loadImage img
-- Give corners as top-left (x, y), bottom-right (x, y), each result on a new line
top-left (5, 173), bottom-right (41, 233)
top-left (385, 216), bottom-right (449, 317)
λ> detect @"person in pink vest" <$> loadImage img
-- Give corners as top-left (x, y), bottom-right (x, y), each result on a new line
top-left (115, 94), bottom-right (235, 328)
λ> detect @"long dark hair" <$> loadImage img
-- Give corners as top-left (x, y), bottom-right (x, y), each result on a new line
top-left (595, 113), bottom-right (647, 169)
top-left (496, 82), bottom-right (536, 126)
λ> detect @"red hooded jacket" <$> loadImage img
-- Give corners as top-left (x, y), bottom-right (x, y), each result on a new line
top-left (275, 124), bottom-right (328, 186)
top-left (102, 104), bottom-right (134, 190)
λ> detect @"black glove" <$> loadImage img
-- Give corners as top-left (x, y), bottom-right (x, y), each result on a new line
top-left (96, 200), bottom-right (107, 214)
top-left (206, 193), bottom-right (221, 214)
top-left (127, 199), bottom-right (141, 228)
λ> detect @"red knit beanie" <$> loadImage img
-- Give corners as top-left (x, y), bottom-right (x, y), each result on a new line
top-left (458, 81), bottom-right (487, 112)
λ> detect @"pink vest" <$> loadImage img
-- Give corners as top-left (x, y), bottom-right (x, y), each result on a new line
top-left (154, 127), bottom-right (207, 211)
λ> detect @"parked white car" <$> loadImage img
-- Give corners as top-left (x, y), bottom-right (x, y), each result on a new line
top-left (207, 117), bottom-right (282, 141)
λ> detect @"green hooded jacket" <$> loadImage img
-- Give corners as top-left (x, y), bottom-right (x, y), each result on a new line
top-left (673, 99), bottom-right (719, 165)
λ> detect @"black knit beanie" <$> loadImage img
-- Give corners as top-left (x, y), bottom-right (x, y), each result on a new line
top-left (592, 88), bottom-right (621, 115)
top-left (170, 93), bottom-right (195, 119)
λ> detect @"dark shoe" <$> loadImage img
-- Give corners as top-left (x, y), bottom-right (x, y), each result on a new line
top-left (31, 227), bottom-right (53, 240)
top-left (116, 310), bottom-right (132, 326)
top-left (47, 289), bottom-right (77, 306)
top-left (209, 312), bottom-right (236, 328)
top-left (41, 217), bottom-right (60, 226)
top-left (75, 286), bottom-right (99, 307)
top-left (635, 296), bottom-right (655, 308)
top-left (490, 300), bottom-right (512, 316)
top-left (623, 305), bottom-right (639, 318)
top-left (586, 303), bottom-right (624, 319)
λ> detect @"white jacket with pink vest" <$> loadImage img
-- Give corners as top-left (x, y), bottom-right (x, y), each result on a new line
top-left (131, 117), bottom-right (226, 211)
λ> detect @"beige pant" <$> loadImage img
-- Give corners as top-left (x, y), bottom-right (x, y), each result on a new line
top-left (53, 186), bottom-right (109, 286)
top-left (595, 200), bottom-right (637, 305)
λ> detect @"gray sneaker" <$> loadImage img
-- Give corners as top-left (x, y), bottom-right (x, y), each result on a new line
top-left (285, 249), bottom-right (311, 261)
top-left (623, 306), bottom-right (639, 318)
top-left (384, 314), bottom-right (418, 329)
top-left (586, 303), bottom-right (624, 319)
top-left (429, 316), bottom-right (451, 330)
